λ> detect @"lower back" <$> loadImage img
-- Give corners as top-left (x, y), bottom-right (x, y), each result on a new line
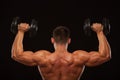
top-left (38, 64), bottom-right (84, 80)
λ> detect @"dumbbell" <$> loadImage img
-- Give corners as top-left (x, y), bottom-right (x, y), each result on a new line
top-left (83, 18), bottom-right (111, 36)
top-left (10, 17), bottom-right (38, 37)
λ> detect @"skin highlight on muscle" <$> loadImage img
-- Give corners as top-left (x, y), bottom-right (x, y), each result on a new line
top-left (11, 23), bottom-right (111, 80)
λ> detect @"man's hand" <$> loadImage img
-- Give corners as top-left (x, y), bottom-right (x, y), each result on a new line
top-left (91, 23), bottom-right (103, 33)
top-left (18, 23), bottom-right (30, 32)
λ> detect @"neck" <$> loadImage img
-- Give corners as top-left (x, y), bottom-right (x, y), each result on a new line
top-left (54, 43), bottom-right (68, 53)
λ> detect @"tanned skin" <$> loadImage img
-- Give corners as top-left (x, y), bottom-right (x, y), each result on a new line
top-left (11, 23), bottom-right (111, 80)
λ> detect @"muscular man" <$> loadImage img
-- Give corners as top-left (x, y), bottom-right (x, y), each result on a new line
top-left (11, 23), bottom-right (111, 80)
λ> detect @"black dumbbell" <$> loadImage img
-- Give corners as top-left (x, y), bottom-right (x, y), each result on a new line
top-left (83, 18), bottom-right (92, 36)
top-left (102, 18), bottom-right (111, 35)
top-left (10, 17), bottom-right (38, 37)
top-left (83, 18), bottom-right (110, 36)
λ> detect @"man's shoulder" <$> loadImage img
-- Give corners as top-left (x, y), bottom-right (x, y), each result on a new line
top-left (72, 50), bottom-right (89, 63)
top-left (72, 50), bottom-right (89, 58)
top-left (73, 50), bottom-right (88, 55)
top-left (35, 50), bottom-right (51, 56)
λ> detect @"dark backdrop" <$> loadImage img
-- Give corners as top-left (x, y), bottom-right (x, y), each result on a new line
top-left (0, 0), bottom-right (119, 80)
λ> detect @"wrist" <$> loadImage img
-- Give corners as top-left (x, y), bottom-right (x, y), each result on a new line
top-left (18, 30), bottom-right (25, 34)
top-left (96, 31), bottom-right (104, 35)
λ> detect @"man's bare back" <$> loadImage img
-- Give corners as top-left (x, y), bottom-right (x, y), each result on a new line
top-left (11, 23), bottom-right (111, 80)
top-left (36, 50), bottom-right (86, 80)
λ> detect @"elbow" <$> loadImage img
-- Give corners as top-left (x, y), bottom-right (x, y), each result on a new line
top-left (11, 50), bottom-right (14, 59)
top-left (107, 47), bottom-right (112, 61)
top-left (11, 51), bottom-right (16, 60)
top-left (11, 54), bottom-right (18, 60)
top-left (107, 54), bottom-right (112, 61)
top-left (105, 52), bottom-right (112, 61)
top-left (11, 52), bottom-right (23, 61)
top-left (11, 54), bottom-right (15, 59)
top-left (11, 48), bottom-right (24, 61)
top-left (108, 50), bottom-right (112, 60)
top-left (101, 50), bottom-right (112, 61)
top-left (11, 49), bottom-right (17, 60)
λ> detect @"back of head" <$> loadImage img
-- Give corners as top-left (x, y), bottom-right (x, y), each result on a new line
top-left (53, 26), bottom-right (70, 44)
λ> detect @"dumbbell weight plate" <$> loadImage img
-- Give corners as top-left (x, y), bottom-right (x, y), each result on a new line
top-left (83, 18), bottom-right (92, 36)
top-left (29, 19), bottom-right (38, 37)
top-left (11, 17), bottom-right (20, 34)
top-left (102, 18), bottom-right (111, 35)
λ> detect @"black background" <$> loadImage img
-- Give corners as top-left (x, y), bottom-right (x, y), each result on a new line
top-left (0, 0), bottom-right (119, 80)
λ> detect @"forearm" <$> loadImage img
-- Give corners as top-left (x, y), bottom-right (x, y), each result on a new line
top-left (11, 31), bottom-right (24, 57)
top-left (97, 31), bottom-right (111, 58)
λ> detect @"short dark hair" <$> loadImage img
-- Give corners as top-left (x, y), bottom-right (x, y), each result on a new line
top-left (53, 26), bottom-right (70, 44)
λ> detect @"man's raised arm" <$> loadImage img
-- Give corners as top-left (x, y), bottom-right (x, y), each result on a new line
top-left (85, 23), bottom-right (111, 67)
top-left (11, 23), bottom-right (37, 66)
top-left (73, 23), bottom-right (111, 67)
